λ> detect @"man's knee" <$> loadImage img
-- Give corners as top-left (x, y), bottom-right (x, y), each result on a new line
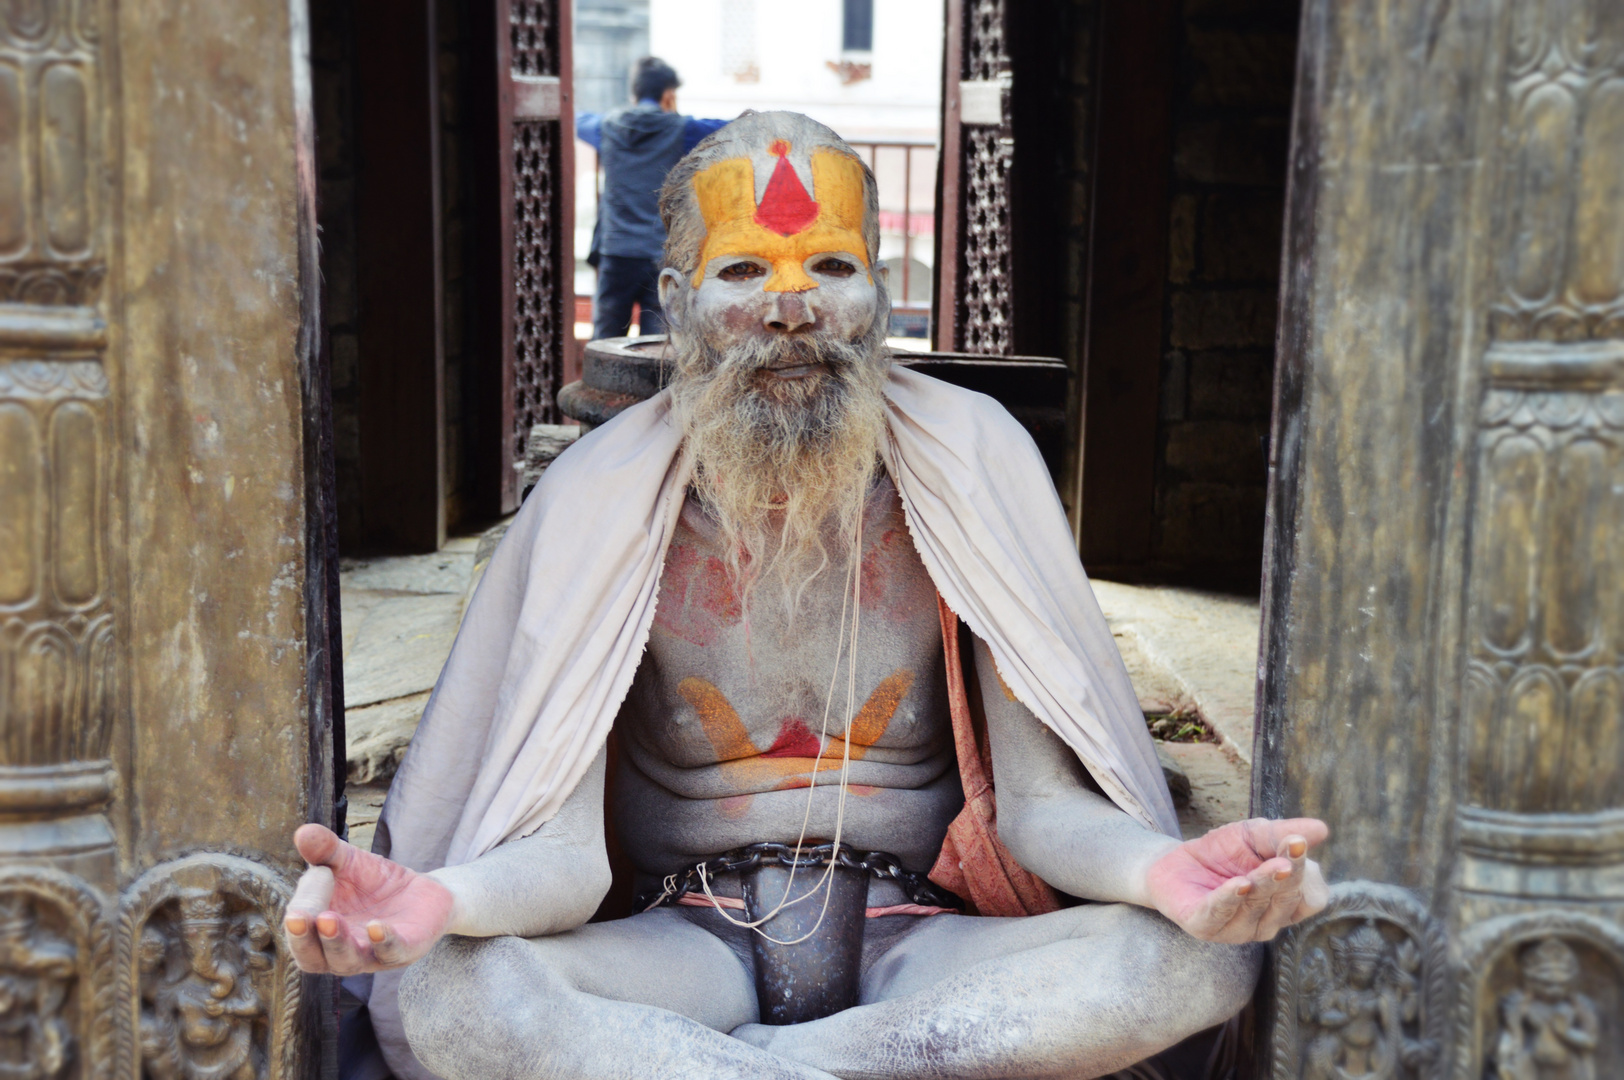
top-left (399, 935), bottom-right (569, 1075)
top-left (1131, 912), bottom-right (1263, 1031)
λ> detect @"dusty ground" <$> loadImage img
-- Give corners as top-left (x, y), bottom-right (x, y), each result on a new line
top-left (338, 557), bottom-right (1261, 848)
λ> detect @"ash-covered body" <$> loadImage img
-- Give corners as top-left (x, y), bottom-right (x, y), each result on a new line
top-left (615, 478), bottom-right (963, 891)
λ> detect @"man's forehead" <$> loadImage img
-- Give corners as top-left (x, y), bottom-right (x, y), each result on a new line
top-left (688, 137), bottom-right (869, 289)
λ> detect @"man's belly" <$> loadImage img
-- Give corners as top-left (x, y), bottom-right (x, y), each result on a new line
top-left (611, 751), bottom-right (965, 880)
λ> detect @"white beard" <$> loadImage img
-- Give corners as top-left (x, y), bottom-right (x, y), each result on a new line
top-left (669, 315), bottom-right (891, 615)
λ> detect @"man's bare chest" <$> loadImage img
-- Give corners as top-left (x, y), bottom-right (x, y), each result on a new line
top-left (620, 478), bottom-right (951, 792)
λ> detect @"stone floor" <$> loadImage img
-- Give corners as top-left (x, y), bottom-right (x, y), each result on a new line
top-left (339, 555), bottom-right (1260, 849)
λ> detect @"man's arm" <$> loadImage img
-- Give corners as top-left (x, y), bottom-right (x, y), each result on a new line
top-left (576, 112), bottom-right (604, 151)
top-left (283, 747), bottom-right (611, 973)
top-left (682, 116), bottom-right (730, 153)
top-left (429, 745), bottom-right (611, 938)
top-left (974, 636), bottom-right (1329, 943)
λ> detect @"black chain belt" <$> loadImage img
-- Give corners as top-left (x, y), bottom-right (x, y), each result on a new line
top-left (636, 842), bottom-right (965, 914)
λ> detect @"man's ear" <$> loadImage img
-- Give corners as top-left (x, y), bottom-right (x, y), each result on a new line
top-left (657, 268), bottom-right (687, 336)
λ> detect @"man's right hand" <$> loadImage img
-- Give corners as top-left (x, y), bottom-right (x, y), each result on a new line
top-left (283, 823), bottom-right (457, 974)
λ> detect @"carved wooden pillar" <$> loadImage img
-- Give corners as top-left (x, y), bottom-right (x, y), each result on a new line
top-left (936, 0), bottom-right (1012, 355)
top-left (0, 1), bottom-right (335, 1079)
top-left (471, 0), bottom-right (574, 516)
top-left (1258, 0), bottom-right (1624, 1076)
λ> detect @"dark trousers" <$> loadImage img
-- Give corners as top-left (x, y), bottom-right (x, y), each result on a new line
top-left (592, 254), bottom-right (667, 341)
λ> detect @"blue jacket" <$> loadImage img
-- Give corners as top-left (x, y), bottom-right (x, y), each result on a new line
top-left (577, 102), bottom-right (730, 260)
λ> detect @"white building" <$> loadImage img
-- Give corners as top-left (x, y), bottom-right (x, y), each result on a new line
top-left (649, 0), bottom-right (942, 142)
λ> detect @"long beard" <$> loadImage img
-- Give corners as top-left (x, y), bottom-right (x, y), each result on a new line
top-left (670, 315), bottom-right (891, 615)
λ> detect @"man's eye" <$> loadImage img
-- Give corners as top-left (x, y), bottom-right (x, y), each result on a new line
top-left (719, 262), bottom-right (766, 281)
top-left (814, 258), bottom-right (856, 276)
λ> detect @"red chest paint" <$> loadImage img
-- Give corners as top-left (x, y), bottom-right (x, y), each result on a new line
top-left (761, 718), bottom-right (823, 759)
top-left (655, 543), bottom-right (743, 646)
top-left (860, 528), bottom-right (932, 623)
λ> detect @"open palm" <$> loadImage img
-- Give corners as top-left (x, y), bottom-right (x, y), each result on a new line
top-left (1144, 817), bottom-right (1329, 944)
top-left (282, 823), bottom-right (456, 974)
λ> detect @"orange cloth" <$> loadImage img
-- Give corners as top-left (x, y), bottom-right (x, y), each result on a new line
top-left (928, 596), bottom-right (1061, 918)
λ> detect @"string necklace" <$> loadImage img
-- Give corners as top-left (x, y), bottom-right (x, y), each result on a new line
top-left (697, 505), bottom-right (864, 944)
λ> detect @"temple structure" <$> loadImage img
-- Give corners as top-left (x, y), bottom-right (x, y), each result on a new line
top-left (0, 0), bottom-right (1618, 1077)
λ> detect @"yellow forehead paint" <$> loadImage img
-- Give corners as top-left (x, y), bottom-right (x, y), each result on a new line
top-left (691, 141), bottom-right (870, 292)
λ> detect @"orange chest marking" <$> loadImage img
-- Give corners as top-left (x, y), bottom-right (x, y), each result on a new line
top-left (677, 669), bottom-right (915, 790)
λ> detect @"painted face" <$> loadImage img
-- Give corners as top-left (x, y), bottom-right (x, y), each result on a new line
top-left (664, 139), bottom-right (885, 360)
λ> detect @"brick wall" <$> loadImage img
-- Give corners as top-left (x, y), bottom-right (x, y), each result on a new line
top-left (1153, 0), bottom-right (1298, 587)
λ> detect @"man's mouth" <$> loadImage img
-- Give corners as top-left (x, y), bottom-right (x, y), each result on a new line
top-left (760, 360), bottom-right (831, 380)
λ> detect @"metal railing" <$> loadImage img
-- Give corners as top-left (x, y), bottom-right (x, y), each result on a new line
top-left (845, 139), bottom-right (937, 322)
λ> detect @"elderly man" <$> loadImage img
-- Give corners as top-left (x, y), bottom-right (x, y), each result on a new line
top-left (284, 112), bottom-right (1329, 1080)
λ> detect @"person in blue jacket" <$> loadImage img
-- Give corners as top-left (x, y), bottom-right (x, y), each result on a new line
top-left (577, 58), bottom-right (730, 341)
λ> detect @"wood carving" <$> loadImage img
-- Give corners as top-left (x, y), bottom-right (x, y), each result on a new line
top-left (1270, 882), bottom-right (1446, 1080)
top-left (0, 866), bottom-right (113, 1080)
top-left (116, 857), bottom-right (298, 1080)
top-left (956, 0), bottom-right (1011, 355)
top-left (1454, 912), bottom-right (1622, 1080)
top-left (1461, 348), bottom-right (1624, 817)
top-left (0, 0), bottom-right (105, 308)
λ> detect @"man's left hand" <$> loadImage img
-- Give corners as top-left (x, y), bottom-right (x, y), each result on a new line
top-left (1144, 818), bottom-right (1330, 944)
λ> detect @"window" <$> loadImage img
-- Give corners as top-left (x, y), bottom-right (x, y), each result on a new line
top-left (842, 0), bottom-right (873, 53)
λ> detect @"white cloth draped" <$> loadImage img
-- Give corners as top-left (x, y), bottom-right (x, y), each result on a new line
top-left (368, 365), bottom-right (1177, 1079)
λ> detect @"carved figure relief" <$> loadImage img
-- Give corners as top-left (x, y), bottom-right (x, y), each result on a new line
top-left (0, 894), bottom-right (76, 1080)
top-left (1492, 939), bottom-right (1599, 1080)
top-left (1271, 883), bottom-right (1446, 1080)
top-left (1455, 913), bottom-right (1622, 1080)
top-left (135, 891), bottom-right (275, 1080)
top-left (1298, 921), bottom-right (1430, 1080)
top-left (0, 869), bottom-right (112, 1080)
top-left (117, 858), bottom-right (297, 1080)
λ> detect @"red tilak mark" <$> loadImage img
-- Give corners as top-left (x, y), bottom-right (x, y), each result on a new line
top-left (753, 141), bottom-right (819, 236)
top-left (762, 718), bottom-right (823, 759)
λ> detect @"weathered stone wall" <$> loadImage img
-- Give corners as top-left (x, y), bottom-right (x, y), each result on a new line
top-left (1153, 0), bottom-right (1298, 588)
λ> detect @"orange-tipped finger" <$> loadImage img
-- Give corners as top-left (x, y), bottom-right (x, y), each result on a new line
top-left (316, 913), bottom-right (340, 938)
top-left (285, 914), bottom-right (309, 936)
top-left (1287, 837), bottom-right (1307, 859)
top-left (367, 921), bottom-right (387, 944)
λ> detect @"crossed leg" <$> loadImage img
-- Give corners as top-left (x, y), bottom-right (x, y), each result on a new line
top-left (398, 903), bottom-right (1259, 1080)
top-left (398, 908), bottom-right (842, 1080)
top-left (737, 902), bottom-right (1261, 1079)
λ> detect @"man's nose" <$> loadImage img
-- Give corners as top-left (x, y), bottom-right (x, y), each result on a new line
top-left (765, 292), bottom-right (815, 333)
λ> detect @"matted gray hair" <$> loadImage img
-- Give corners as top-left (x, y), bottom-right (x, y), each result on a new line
top-left (658, 110), bottom-right (882, 279)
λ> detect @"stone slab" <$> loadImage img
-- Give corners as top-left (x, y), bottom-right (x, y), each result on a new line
top-left (1092, 579), bottom-right (1261, 765)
